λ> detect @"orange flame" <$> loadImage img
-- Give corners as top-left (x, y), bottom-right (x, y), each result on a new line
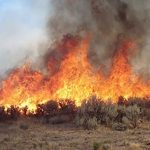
top-left (0, 36), bottom-right (150, 111)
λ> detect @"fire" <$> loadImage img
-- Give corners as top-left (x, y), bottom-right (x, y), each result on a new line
top-left (0, 35), bottom-right (150, 111)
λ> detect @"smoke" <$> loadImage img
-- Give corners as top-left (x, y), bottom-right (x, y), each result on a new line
top-left (46, 0), bottom-right (150, 76)
top-left (1, 0), bottom-right (150, 78)
top-left (0, 0), bottom-right (50, 77)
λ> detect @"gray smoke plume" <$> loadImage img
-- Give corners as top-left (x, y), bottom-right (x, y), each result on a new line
top-left (0, 0), bottom-right (50, 78)
top-left (46, 0), bottom-right (150, 77)
top-left (1, 0), bottom-right (150, 79)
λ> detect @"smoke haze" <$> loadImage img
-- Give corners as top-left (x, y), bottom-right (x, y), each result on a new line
top-left (0, 0), bottom-right (50, 77)
top-left (0, 0), bottom-right (150, 78)
top-left (47, 0), bottom-right (150, 76)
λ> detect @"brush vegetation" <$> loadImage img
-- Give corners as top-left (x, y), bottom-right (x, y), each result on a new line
top-left (0, 96), bottom-right (149, 130)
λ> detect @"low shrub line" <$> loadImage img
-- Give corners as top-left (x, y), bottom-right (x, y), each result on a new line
top-left (0, 96), bottom-right (149, 130)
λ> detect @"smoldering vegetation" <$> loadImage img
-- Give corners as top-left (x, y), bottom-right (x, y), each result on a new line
top-left (44, 0), bottom-right (150, 76)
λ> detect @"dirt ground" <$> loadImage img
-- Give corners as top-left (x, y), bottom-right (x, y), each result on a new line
top-left (0, 119), bottom-right (149, 150)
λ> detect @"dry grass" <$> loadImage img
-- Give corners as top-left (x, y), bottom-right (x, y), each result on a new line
top-left (0, 98), bottom-right (149, 150)
top-left (128, 143), bottom-right (142, 150)
top-left (0, 119), bottom-right (149, 150)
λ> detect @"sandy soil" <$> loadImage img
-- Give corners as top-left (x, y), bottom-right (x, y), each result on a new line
top-left (0, 119), bottom-right (149, 150)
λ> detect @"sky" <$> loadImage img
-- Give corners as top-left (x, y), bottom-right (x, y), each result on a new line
top-left (0, 0), bottom-right (50, 75)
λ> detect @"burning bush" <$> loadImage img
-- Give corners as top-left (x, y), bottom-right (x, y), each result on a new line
top-left (7, 105), bottom-right (20, 120)
top-left (48, 99), bottom-right (77, 124)
top-left (128, 97), bottom-right (150, 108)
top-left (118, 96), bottom-right (128, 106)
top-left (1, 35), bottom-right (150, 114)
top-left (0, 106), bottom-right (7, 121)
top-left (0, 106), bottom-right (20, 121)
top-left (59, 99), bottom-right (77, 116)
top-left (33, 99), bottom-right (77, 124)
top-left (0, 96), bottom-right (148, 129)
top-left (35, 100), bottom-right (59, 117)
top-left (34, 100), bottom-right (59, 123)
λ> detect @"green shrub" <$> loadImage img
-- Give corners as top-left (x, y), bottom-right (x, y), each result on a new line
top-left (76, 96), bottom-right (143, 130)
top-left (75, 96), bottom-right (102, 129)
top-left (93, 142), bottom-right (100, 150)
top-left (19, 123), bottom-right (29, 130)
top-left (76, 116), bottom-right (98, 130)
top-left (76, 96), bottom-right (118, 129)
top-left (78, 96), bottom-right (103, 118)
top-left (128, 97), bottom-right (150, 109)
top-left (99, 104), bottom-right (118, 126)
top-left (112, 122), bottom-right (127, 131)
top-left (144, 109), bottom-right (150, 120)
top-left (85, 117), bottom-right (98, 130)
top-left (93, 142), bottom-right (112, 150)
top-left (125, 105), bottom-right (140, 128)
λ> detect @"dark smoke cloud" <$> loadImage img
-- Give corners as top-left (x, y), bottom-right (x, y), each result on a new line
top-left (46, 0), bottom-right (150, 76)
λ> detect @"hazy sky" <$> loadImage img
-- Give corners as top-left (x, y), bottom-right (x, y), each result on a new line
top-left (0, 0), bottom-right (50, 75)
